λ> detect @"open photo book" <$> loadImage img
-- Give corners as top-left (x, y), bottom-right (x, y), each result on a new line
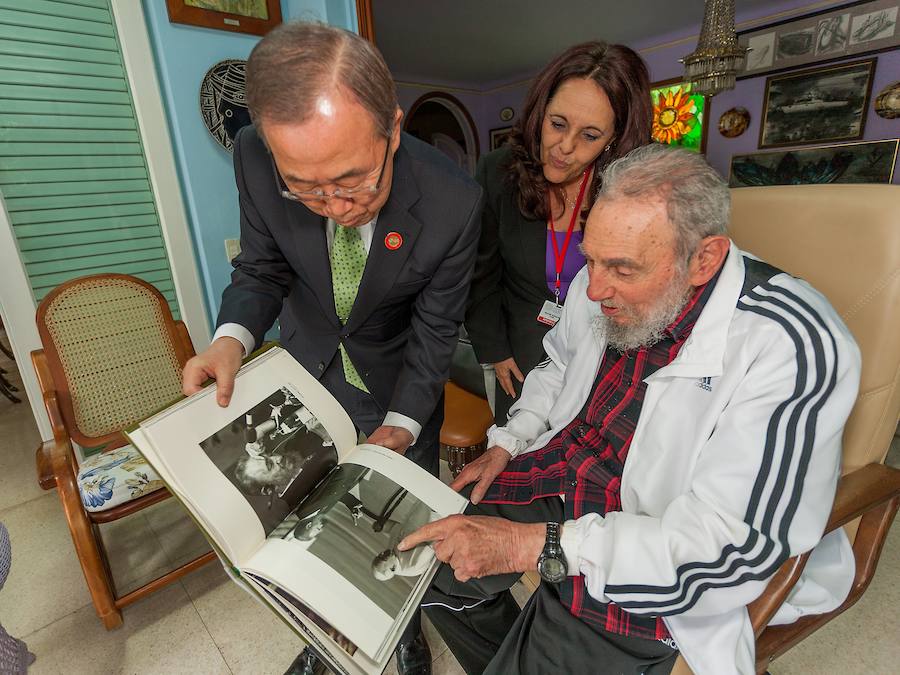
top-left (125, 346), bottom-right (467, 675)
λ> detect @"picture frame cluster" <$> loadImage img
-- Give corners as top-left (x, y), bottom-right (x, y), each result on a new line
top-left (728, 2), bottom-right (898, 187)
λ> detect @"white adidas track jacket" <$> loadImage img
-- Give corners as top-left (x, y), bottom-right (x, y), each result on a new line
top-left (487, 243), bottom-right (861, 674)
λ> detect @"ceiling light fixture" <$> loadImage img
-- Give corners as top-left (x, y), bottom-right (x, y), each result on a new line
top-left (681, 0), bottom-right (748, 97)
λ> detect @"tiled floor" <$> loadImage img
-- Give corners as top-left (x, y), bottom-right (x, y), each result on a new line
top-left (0, 343), bottom-right (898, 674)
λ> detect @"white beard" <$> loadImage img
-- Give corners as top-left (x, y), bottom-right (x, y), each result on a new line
top-left (592, 276), bottom-right (693, 353)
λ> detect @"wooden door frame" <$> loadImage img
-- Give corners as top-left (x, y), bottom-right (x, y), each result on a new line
top-left (356, 0), bottom-right (375, 41)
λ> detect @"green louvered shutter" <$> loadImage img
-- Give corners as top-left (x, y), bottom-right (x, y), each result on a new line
top-left (0, 0), bottom-right (180, 317)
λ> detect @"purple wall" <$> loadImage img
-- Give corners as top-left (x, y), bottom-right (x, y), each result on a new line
top-left (636, 3), bottom-right (900, 185)
top-left (396, 0), bottom-right (900, 183)
top-left (701, 50), bottom-right (900, 184)
top-left (396, 82), bottom-right (484, 148)
top-left (396, 78), bottom-right (531, 158)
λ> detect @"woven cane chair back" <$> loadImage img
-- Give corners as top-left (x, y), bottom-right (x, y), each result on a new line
top-left (36, 274), bottom-right (191, 448)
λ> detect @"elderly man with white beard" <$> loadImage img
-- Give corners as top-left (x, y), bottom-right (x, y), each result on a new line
top-left (399, 144), bottom-right (861, 675)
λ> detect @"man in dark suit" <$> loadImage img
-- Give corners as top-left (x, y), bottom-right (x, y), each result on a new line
top-left (182, 21), bottom-right (483, 675)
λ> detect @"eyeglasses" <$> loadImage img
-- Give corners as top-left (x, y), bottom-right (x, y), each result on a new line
top-left (272, 141), bottom-right (391, 203)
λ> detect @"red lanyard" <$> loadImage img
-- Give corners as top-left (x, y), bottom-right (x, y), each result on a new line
top-left (548, 169), bottom-right (591, 304)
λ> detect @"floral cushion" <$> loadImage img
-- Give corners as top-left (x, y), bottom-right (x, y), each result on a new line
top-left (76, 445), bottom-right (165, 512)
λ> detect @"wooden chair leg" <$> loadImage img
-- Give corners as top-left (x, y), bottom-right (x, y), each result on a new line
top-left (51, 446), bottom-right (123, 629)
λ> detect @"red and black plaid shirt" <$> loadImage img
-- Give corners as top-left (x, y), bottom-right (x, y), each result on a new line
top-left (481, 277), bottom-right (717, 642)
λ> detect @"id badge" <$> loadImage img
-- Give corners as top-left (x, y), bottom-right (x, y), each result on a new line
top-left (537, 300), bottom-right (562, 327)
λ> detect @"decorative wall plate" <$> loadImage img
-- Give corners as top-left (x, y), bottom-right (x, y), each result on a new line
top-left (874, 80), bottom-right (900, 118)
top-left (200, 59), bottom-right (251, 151)
top-left (718, 107), bottom-right (751, 138)
top-left (499, 106), bottom-right (514, 122)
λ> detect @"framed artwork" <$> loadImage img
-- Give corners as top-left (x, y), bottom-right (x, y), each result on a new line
top-left (649, 79), bottom-right (708, 153)
top-left (759, 59), bottom-right (875, 148)
top-left (738, 0), bottom-right (899, 78)
top-left (166, 0), bottom-right (282, 36)
top-left (729, 139), bottom-right (898, 187)
top-left (490, 126), bottom-right (513, 151)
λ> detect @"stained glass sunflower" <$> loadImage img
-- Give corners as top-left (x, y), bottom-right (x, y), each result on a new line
top-left (651, 86), bottom-right (703, 151)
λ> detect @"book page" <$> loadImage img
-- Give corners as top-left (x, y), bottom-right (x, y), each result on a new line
top-left (243, 574), bottom-right (386, 675)
top-left (131, 347), bottom-right (359, 566)
top-left (243, 447), bottom-right (466, 659)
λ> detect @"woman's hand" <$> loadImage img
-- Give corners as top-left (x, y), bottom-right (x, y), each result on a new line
top-left (493, 357), bottom-right (524, 398)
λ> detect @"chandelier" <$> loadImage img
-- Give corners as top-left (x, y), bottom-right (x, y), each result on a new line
top-left (682, 0), bottom-right (748, 96)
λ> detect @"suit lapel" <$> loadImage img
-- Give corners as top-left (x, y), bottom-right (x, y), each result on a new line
top-left (347, 143), bottom-right (422, 330)
top-left (285, 202), bottom-right (340, 326)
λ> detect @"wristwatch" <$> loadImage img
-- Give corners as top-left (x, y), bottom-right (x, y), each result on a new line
top-left (536, 522), bottom-right (568, 583)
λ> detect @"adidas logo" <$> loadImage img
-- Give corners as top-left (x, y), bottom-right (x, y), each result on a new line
top-left (697, 376), bottom-right (713, 392)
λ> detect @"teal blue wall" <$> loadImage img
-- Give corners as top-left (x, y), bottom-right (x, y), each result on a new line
top-left (141, 1), bottom-right (358, 331)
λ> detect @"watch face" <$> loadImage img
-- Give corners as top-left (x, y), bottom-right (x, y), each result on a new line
top-left (539, 556), bottom-right (566, 582)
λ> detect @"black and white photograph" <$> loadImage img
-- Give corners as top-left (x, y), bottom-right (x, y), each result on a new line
top-left (276, 465), bottom-right (437, 620)
top-left (849, 6), bottom-right (898, 44)
top-left (729, 139), bottom-right (898, 187)
top-left (776, 27), bottom-right (815, 60)
top-left (759, 59), bottom-right (875, 148)
top-left (199, 386), bottom-right (338, 534)
top-left (489, 125), bottom-right (513, 151)
top-left (816, 13), bottom-right (851, 54)
top-left (747, 32), bottom-right (776, 70)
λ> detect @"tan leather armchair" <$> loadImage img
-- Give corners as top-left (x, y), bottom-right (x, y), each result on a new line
top-left (672, 184), bottom-right (900, 674)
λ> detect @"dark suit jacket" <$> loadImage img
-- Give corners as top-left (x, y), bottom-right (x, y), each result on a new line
top-left (465, 147), bottom-right (556, 423)
top-left (218, 127), bottom-right (484, 427)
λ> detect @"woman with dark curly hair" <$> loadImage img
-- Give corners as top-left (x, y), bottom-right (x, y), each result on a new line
top-left (466, 42), bottom-right (652, 425)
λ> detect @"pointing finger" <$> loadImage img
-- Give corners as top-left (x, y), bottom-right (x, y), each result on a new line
top-left (397, 519), bottom-right (446, 551)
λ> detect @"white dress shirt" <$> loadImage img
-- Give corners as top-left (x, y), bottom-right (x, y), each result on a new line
top-left (213, 216), bottom-right (422, 442)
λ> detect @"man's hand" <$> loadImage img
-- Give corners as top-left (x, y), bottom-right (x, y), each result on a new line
top-left (398, 515), bottom-right (545, 582)
top-left (182, 337), bottom-right (244, 407)
top-left (493, 357), bottom-right (524, 399)
top-left (367, 425), bottom-right (415, 454)
top-left (450, 445), bottom-right (512, 504)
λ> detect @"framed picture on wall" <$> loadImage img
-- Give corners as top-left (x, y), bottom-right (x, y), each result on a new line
top-left (729, 139), bottom-right (898, 187)
top-left (649, 79), bottom-right (708, 153)
top-left (166, 0), bottom-right (282, 36)
top-left (490, 126), bottom-right (514, 151)
top-left (737, 0), bottom-right (899, 78)
top-left (759, 58), bottom-right (876, 148)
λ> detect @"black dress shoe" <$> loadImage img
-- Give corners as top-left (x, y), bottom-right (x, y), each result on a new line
top-left (395, 632), bottom-right (432, 675)
top-left (284, 647), bottom-right (328, 675)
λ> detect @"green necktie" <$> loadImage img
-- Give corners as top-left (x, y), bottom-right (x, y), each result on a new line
top-left (331, 224), bottom-right (369, 392)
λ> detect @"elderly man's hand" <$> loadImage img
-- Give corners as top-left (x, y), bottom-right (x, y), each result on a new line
top-left (367, 425), bottom-right (414, 454)
top-left (450, 445), bottom-right (512, 504)
top-left (398, 515), bottom-right (545, 582)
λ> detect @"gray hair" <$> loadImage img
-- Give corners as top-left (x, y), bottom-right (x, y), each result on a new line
top-left (598, 144), bottom-right (730, 263)
top-left (246, 21), bottom-right (398, 138)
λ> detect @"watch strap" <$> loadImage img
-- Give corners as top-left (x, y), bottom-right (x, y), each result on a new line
top-left (545, 521), bottom-right (561, 547)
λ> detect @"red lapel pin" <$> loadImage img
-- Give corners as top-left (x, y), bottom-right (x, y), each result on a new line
top-left (384, 231), bottom-right (403, 250)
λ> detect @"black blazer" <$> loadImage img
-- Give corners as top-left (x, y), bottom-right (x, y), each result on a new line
top-left (465, 147), bottom-right (559, 422)
top-left (466, 147), bottom-right (557, 369)
top-left (218, 127), bottom-right (484, 427)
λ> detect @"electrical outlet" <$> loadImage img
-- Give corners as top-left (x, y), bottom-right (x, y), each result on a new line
top-left (224, 238), bottom-right (241, 261)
